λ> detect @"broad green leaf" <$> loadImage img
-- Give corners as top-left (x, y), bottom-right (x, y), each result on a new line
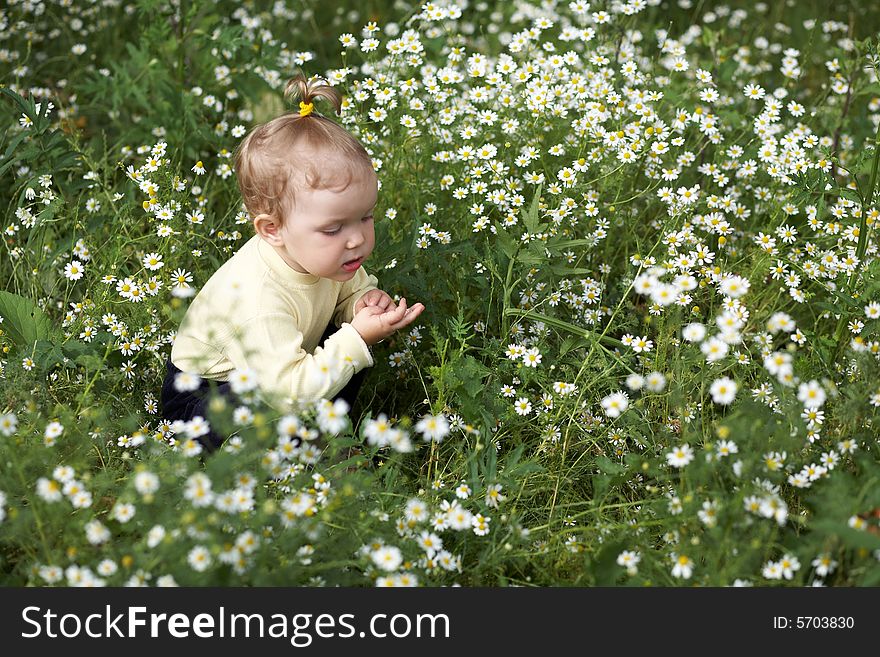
top-left (0, 290), bottom-right (52, 347)
top-left (33, 340), bottom-right (65, 370)
top-left (494, 225), bottom-right (518, 260)
top-left (591, 538), bottom-right (628, 586)
top-left (559, 334), bottom-right (590, 357)
top-left (596, 456), bottom-right (626, 475)
top-left (516, 249), bottom-right (545, 266)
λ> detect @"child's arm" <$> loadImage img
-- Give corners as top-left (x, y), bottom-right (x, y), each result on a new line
top-left (235, 312), bottom-right (373, 407)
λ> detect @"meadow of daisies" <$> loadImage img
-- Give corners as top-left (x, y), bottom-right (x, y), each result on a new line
top-left (2, 0), bottom-right (880, 587)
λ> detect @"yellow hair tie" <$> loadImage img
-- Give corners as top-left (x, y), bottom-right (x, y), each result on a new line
top-left (299, 101), bottom-right (314, 117)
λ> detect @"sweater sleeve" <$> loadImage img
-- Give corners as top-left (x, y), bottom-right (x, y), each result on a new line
top-left (235, 312), bottom-right (373, 406)
top-left (333, 267), bottom-right (379, 326)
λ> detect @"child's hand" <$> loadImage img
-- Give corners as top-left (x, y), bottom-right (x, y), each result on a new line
top-left (350, 297), bottom-right (425, 346)
top-left (354, 288), bottom-right (395, 315)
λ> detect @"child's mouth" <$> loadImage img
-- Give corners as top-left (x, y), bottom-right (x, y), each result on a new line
top-left (342, 257), bottom-right (362, 272)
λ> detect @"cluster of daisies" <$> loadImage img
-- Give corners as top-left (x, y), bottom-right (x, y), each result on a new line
top-left (361, 478), bottom-right (512, 586)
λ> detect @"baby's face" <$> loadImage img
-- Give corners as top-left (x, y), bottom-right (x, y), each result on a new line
top-left (274, 170), bottom-right (378, 281)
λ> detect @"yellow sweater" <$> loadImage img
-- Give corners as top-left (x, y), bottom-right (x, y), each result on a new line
top-left (170, 234), bottom-right (378, 410)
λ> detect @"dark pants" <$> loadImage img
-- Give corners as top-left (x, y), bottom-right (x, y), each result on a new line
top-left (160, 323), bottom-right (366, 451)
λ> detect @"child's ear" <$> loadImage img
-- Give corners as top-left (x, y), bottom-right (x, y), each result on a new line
top-left (253, 214), bottom-right (284, 246)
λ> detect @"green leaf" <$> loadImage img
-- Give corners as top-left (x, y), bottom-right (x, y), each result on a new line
top-left (838, 188), bottom-right (861, 204)
top-left (701, 26), bottom-right (717, 48)
top-left (596, 456), bottom-right (626, 476)
top-left (505, 308), bottom-right (609, 346)
top-left (62, 337), bottom-right (108, 361)
top-left (559, 334), bottom-right (590, 358)
top-left (550, 265), bottom-right (592, 276)
top-left (75, 354), bottom-right (107, 372)
top-left (814, 291), bottom-right (860, 312)
top-left (0, 86), bottom-right (33, 115)
top-left (515, 249), bottom-right (545, 266)
top-left (546, 238), bottom-right (594, 250)
top-left (33, 340), bottom-right (64, 370)
top-left (482, 436), bottom-right (498, 481)
top-left (590, 538), bottom-right (627, 586)
top-left (0, 290), bottom-right (52, 347)
top-left (0, 131), bottom-right (30, 176)
top-left (861, 567), bottom-right (880, 586)
top-left (521, 183), bottom-right (543, 234)
top-left (455, 354), bottom-right (491, 398)
top-left (443, 353), bottom-right (492, 419)
top-left (812, 520), bottom-right (880, 551)
top-left (494, 225), bottom-right (518, 261)
top-left (591, 474), bottom-right (612, 503)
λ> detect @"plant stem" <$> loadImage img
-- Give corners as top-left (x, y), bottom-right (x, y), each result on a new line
top-left (854, 120), bottom-right (880, 274)
top-left (73, 339), bottom-right (116, 418)
top-left (500, 248), bottom-right (519, 339)
top-left (10, 438), bottom-right (53, 565)
top-left (833, 118), bottom-right (880, 347)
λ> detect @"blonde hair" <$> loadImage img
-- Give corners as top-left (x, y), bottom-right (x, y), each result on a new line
top-left (233, 74), bottom-right (374, 224)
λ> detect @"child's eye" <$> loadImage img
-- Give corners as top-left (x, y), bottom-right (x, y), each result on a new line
top-left (321, 227), bottom-right (341, 235)
top-left (362, 215), bottom-right (374, 222)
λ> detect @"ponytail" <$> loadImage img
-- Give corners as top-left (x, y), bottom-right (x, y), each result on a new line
top-left (283, 73), bottom-right (342, 118)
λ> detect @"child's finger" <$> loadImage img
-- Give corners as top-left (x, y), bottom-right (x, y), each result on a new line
top-left (391, 303), bottom-right (424, 328)
top-left (358, 305), bottom-right (384, 318)
top-left (379, 297), bottom-right (406, 324)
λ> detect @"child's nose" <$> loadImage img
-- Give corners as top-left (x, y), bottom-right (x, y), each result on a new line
top-left (346, 229), bottom-right (366, 249)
